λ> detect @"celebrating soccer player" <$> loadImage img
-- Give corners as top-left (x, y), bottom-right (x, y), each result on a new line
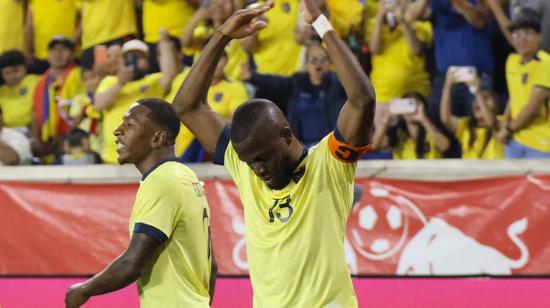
top-left (172, 0), bottom-right (375, 306)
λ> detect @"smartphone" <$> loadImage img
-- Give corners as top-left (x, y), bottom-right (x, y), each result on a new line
top-left (453, 66), bottom-right (477, 83)
top-left (389, 98), bottom-right (417, 115)
top-left (94, 45), bottom-right (108, 65)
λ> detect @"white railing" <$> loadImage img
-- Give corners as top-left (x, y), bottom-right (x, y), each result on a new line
top-left (1, 160), bottom-right (549, 183)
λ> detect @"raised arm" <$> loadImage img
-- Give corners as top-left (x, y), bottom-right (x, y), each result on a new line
top-left (171, 2), bottom-right (273, 155)
top-left (158, 29), bottom-right (178, 94)
top-left (440, 68), bottom-right (460, 133)
top-left (302, 0), bottom-right (376, 147)
top-left (450, 0), bottom-right (492, 29)
top-left (64, 233), bottom-right (161, 308)
top-left (406, 0), bottom-right (430, 22)
top-left (369, 5), bottom-right (387, 55)
top-left (487, 0), bottom-right (513, 45)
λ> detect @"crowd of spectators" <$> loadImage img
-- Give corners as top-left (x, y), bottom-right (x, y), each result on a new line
top-left (0, 0), bottom-right (548, 166)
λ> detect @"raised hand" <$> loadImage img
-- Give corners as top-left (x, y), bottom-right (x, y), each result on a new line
top-left (300, 0), bottom-right (324, 24)
top-left (219, 1), bottom-right (273, 39)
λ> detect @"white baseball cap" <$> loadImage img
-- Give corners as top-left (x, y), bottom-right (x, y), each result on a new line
top-left (121, 39), bottom-right (149, 54)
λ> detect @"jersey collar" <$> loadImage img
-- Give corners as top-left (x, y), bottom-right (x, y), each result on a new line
top-left (141, 157), bottom-right (178, 181)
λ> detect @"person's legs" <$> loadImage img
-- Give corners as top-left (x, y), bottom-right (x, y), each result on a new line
top-left (517, 142), bottom-right (550, 159)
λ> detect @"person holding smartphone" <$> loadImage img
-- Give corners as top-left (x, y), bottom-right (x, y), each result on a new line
top-left (93, 31), bottom-right (178, 164)
top-left (372, 92), bottom-right (450, 159)
top-left (367, 0), bottom-right (432, 128)
top-left (440, 67), bottom-right (504, 159)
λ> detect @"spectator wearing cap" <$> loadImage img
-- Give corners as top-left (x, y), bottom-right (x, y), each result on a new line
top-left (497, 8), bottom-right (550, 158)
top-left (488, 0), bottom-right (549, 52)
top-left (31, 35), bottom-right (84, 164)
top-left (80, 0), bottom-right (137, 70)
top-left (25, 0), bottom-right (79, 74)
top-left (0, 50), bottom-right (40, 133)
top-left (94, 34), bottom-right (178, 164)
top-left (0, 105), bottom-right (32, 166)
top-left (408, 0), bottom-right (495, 118)
top-left (0, 0), bottom-right (24, 55)
top-left (141, 0), bottom-right (197, 72)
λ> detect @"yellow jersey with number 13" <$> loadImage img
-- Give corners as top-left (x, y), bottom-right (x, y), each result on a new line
top-left (216, 130), bottom-right (365, 307)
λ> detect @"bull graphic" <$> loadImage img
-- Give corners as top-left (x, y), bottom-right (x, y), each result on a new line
top-left (397, 218), bottom-right (529, 275)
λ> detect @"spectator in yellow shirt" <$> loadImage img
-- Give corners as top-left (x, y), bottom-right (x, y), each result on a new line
top-left (0, 0), bottom-right (24, 55)
top-left (498, 8), bottom-right (550, 159)
top-left (368, 0), bottom-right (432, 128)
top-left (80, 0), bottom-right (137, 70)
top-left (372, 92), bottom-right (450, 159)
top-left (94, 33), bottom-right (178, 164)
top-left (0, 50), bottom-right (40, 133)
top-left (440, 67), bottom-right (504, 159)
top-left (141, 0), bottom-right (198, 72)
top-left (241, 0), bottom-right (302, 75)
top-left (25, 0), bottom-right (79, 74)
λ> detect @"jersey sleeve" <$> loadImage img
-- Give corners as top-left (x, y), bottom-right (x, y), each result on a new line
top-left (96, 75), bottom-right (118, 94)
top-left (533, 55), bottom-right (550, 89)
top-left (213, 125), bottom-right (244, 182)
top-left (132, 182), bottom-right (181, 243)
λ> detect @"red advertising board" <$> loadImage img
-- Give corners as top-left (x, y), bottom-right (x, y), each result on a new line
top-left (1, 175), bottom-right (549, 276)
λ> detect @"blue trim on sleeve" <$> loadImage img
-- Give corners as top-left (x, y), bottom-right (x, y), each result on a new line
top-left (334, 127), bottom-right (346, 143)
top-left (141, 157), bottom-right (178, 181)
top-left (133, 223), bottom-right (168, 243)
top-left (213, 125), bottom-right (231, 166)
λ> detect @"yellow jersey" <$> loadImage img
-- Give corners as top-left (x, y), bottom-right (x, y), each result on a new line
top-left (392, 133), bottom-right (443, 160)
top-left (142, 0), bottom-right (195, 43)
top-left (367, 20), bottom-right (432, 103)
top-left (254, 0), bottom-right (302, 75)
top-left (224, 40), bottom-right (248, 81)
top-left (506, 51), bottom-right (550, 152)
top-left (327, 0), bottom-right (364, 37)
top-left (130, 160), bottom-right (212, 308)
top-left (167, 69), bottom-right (248, 156)
top-left (0, 75), bottom-right (40, 128)
top-left (81, 0), bottom-right (137, 49)
top-left (455, 117), bottom-right (504, 159)
top-left (0, 0), bottom-right (24, 53)
top-left (29, 0), bottom-right (78, 60)
top-left (98, 73), bottom-right (164, 163)
top-left (216, 132), bottom-right (358, 307)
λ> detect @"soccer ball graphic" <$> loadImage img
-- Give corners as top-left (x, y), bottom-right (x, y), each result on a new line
top-left (348, 186), bottom-right (427, 261)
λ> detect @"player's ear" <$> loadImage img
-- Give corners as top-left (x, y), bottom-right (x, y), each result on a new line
top-left (151, 130), bottom-right (168, 149)
top-left (280, 127), bottom-right (293, 145)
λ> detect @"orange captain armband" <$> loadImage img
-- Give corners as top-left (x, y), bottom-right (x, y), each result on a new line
top-left (328, 132), bottom-right (372, 163)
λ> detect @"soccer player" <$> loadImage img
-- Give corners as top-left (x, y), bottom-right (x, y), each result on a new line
top-left (171, 0), bottom-right (376, 306)
top-left (65, 99), bottom-right (216, 308)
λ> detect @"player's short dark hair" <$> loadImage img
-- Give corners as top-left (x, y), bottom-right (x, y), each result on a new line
top-left (66, 128), bottom-right (89, 148)
top-left (138, 98), bottom-right (180, 144)
top-left (230, 99), bottom-right (276, 144)
top-left (0, 50), bottom-right (26, 70)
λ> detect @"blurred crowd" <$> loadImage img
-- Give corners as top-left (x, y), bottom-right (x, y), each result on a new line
top-left (0, 0), bottom-right (549, 166)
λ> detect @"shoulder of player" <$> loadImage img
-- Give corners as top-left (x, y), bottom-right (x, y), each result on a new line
top-left (144, 161), bottom-right (198, 186)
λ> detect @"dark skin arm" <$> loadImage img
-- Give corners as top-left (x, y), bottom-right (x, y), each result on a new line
top-left (302, 0), bottom-right (376, 146)
top-left (171, 2), bottom-right (274, 155)
top-left (64, 233), bottom-right (161, 308)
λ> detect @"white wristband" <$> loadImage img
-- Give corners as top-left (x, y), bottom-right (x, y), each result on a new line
top-left (312, 14), bottom-right (333, 39)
